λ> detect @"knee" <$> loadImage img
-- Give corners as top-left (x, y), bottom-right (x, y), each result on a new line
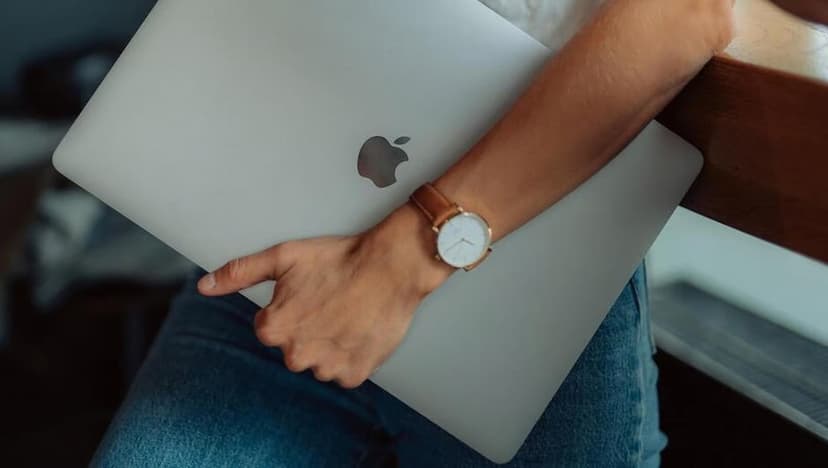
top-left (91, 417), bottom-right (205, 468)
top-left (90, 397), bottom-right (235, 468)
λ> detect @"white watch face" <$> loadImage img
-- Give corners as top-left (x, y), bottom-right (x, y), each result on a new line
top-left (436, 212), bottom-right (492, 268)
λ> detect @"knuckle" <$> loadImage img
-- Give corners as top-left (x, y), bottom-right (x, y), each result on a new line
top-left (356, 367), bottom-right (373, 383)
top-left (283, 357), bottom-right (304, 373)
top-left (226, 257), bottom-right (247, 281)
top-left (269, 241), bottom-right (294, 263)
top-left (337, 376), bottom-right (362, 389)
top-left (270, 242), bottom-right (288, 258)
top-left (255, 324), bottom-right (280, 347)
top-left (284, 349), bottom-right (312, 373)
top-left (336, 369), bottom-right (367, 389)
top-left (313, 364), bottom-right (336, 382)
top-left (253, 310), bottom-right (283, 346)
top-left (253, 309), bottom-right (269, 331)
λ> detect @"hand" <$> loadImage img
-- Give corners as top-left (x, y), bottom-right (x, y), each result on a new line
top-left (198, 203), bottom-right (454, 388)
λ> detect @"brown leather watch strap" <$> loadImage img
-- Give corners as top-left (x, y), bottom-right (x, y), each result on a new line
top-left (410, 183), bottom-right (460, 228)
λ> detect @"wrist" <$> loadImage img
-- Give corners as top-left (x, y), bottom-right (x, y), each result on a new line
top-left (366, 202), bottom-right (455, 297)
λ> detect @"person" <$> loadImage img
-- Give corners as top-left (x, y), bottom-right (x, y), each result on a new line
top-left (92, 1), bottom-right (738, 466)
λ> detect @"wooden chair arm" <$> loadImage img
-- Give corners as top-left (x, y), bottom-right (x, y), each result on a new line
top-left (656, 1), bottom-right (828, 264)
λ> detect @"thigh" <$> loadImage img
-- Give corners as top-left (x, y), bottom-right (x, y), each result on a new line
top-left (92, 275), bottom-right (386, 468)
top-left (372, 263), bottom-right (666, 468)
top-left (511, 263), bottom-right (667, 468)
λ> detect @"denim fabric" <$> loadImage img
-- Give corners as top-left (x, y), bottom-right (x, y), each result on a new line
top-left (92, 264), bottom-right (665, 467)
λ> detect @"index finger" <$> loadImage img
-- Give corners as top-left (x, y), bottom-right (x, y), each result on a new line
top-left (198, 243), bottom-right (295, 296)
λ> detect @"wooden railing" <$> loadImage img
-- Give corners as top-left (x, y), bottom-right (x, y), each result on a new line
top-left (657, 1), bottom-right (828, 264)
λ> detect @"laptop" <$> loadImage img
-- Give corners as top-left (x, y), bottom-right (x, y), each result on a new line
top-left (53, 0), bottom-right (702, 463)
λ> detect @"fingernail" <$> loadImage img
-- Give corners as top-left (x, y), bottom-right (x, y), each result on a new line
top-left (199, 273), bottom-right (216, 291)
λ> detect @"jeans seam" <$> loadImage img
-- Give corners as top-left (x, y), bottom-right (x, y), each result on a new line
top-left (630, 274), bottom-right (647, 468)
top-left (633, 356), bottom-right (646, 468)
top-left (629, 266), bottom-right (656, 356)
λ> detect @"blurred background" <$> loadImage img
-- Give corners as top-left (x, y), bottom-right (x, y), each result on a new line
top-left (1, 1), bottom-right (826, 467)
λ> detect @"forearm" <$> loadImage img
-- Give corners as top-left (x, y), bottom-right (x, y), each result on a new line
top-left (433, 0), bottom-right (733, 241)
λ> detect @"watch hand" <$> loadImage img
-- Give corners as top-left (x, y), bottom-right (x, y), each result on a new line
top-left (461, 238), bottom-right (476, 246)
top-left (446, 239), bottom-right (464, 252)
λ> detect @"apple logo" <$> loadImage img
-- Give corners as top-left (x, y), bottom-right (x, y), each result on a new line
top-left (357, 136), bottom-right (410, 188)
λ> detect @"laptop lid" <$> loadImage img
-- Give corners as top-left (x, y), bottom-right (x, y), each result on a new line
top-left (53, 0), bottom-right (701, 462)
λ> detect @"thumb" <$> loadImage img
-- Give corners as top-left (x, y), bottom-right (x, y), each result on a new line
top-left (198, 244), bottom-right (294, 296)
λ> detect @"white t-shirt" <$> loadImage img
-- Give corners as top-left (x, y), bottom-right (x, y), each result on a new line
top-left (481, 0), bottom-right (604, 51)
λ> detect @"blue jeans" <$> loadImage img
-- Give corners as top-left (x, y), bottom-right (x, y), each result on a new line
top-left (92, 264), bottom-right (665, 467)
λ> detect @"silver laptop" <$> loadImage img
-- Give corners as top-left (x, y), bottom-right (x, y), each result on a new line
top-left (53, 0), bottom-right (702, 463)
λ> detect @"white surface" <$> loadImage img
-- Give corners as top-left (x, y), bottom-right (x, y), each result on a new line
top-left (648, 208), bottom-right (828, 348)
top-left (481, 0), bottom-right (604, 51)
top-left (53, 0), bottom-right (696, 463)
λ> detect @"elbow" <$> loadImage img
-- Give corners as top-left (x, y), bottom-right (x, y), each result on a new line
top-left (698, 0), bottom-right (736, 55)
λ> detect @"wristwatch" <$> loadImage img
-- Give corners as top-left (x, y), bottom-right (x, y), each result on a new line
top-left (409, 183), bottom-right (492, 271)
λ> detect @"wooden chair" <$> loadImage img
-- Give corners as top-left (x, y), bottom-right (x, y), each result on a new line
top-left (657, 0), bottom-right (828, 263)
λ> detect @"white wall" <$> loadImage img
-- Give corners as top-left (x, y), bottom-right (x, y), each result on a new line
top-left (648, 208), bottom-right (828, 347)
